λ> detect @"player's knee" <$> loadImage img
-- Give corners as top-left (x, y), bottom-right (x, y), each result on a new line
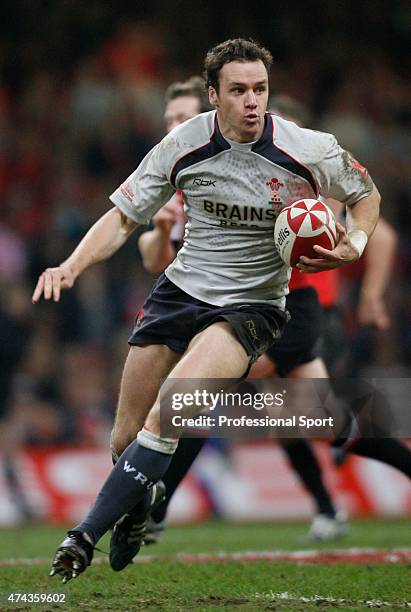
top-left (110, 430), bottom-right (134, 458)
top-left (144, 403), bottom-right (161, 434)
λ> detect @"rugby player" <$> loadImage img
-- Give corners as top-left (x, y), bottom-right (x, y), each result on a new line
top-left (137, 80), bottom-right (345, 544)
top-left (32, 38), bottom-right (380, 582)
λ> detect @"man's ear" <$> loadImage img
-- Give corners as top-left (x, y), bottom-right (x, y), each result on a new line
top-left (208, 86), bottom-right (219, 108)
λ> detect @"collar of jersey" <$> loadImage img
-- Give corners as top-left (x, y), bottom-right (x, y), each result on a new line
top-left (215, 113), bottom-right (271, 151)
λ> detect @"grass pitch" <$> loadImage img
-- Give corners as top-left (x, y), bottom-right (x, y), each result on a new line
top-left (0, 519), bottom-right (410, 611)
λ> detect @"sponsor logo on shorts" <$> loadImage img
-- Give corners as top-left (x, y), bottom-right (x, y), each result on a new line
top-left (245, 319), bottom-right (259, 341)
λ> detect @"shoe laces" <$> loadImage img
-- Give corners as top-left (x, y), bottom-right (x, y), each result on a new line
top-left (68, 532), bottom-right (107, 557)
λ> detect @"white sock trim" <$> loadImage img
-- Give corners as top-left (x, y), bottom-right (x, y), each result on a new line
top-left (137, 428), bottom-right (178, 455)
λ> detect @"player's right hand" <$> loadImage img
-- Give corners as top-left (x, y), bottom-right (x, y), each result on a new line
top-left (32, 264), bottom-right (75, 304)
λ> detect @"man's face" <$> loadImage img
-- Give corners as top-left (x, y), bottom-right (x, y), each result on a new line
top-left (209, 60), bottom-right (269, 143)
top-left (164, 95), bottom-right (201, 133)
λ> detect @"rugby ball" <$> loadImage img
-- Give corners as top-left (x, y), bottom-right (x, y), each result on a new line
top-left (274, 199), bottom-right (337, 267)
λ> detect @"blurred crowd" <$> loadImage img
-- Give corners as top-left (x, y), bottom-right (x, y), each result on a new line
top-left (0, 4), bottom-right (410, 452)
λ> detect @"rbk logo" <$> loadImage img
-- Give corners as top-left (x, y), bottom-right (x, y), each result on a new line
top-left (123, 460), bottom-right (136, 473)
top-left (193, 178), bottom-right (216, 187)
top-left (245, 319), bottom-right (259, 341)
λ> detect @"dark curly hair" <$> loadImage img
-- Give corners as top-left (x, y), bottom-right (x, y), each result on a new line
top-left (204, 38), bottom-right (273, 92)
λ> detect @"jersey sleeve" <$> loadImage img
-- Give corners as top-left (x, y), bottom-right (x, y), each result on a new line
top-left (109, 136), bottom-right (177, 225)
top-left (309, 132), bottom-right (374, 206)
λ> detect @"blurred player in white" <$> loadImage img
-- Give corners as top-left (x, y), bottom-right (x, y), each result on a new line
top-left (32, 38), bottom-right (380, 581)
top-left (138, 77), bottom-right (211, 274)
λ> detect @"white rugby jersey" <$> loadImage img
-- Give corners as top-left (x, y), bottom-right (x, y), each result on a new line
top-left (110, 111), bottom-right (373, 309)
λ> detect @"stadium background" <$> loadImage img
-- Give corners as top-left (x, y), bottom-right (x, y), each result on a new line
top-left (0, 0), bottom-right (410, 526)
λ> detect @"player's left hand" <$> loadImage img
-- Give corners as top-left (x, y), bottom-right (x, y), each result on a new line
top-left (296, 222), bottom-right (360, 273)
top-left (32, 263), bottom-right (75, 304)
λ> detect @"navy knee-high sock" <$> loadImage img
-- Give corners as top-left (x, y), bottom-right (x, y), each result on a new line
top-left (282, 440), bottom-right (336, 516)
top-left (75, 440), bottom-right (173, 544)
top-left (347, 438), bottom-right (411, 478)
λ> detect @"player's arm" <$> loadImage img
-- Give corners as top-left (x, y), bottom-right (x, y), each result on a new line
top-left (298, 186), bottom-right (380, 272)
top-left (138, 200), bottom-right (180, 273)
top-left (32, 207), bottom-right (138, 303)
top-left (297, 132), bottom-right (381, 273)
top-left (139, 228), bottom-right (177, 273)
top-left (357, 217), bottom-right (397, 330)
top-left (345, 184), bottom-right (380, 249)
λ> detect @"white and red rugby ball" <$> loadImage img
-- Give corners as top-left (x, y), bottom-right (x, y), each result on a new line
top-left (274, 199), bottom-right (337, 267)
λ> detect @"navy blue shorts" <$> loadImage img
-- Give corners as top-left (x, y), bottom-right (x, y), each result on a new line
top-left (129, 274), bottom-right (288, 365)
top-left (266, 286), bottom-right (323, 376)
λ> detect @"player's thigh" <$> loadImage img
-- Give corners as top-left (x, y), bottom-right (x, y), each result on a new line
top-left (179, 320), bottom-right (249, 378)
top-left (112, 344), bottom-right (180, 453)
top-left (144, 322), bottom-right (249, 434)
